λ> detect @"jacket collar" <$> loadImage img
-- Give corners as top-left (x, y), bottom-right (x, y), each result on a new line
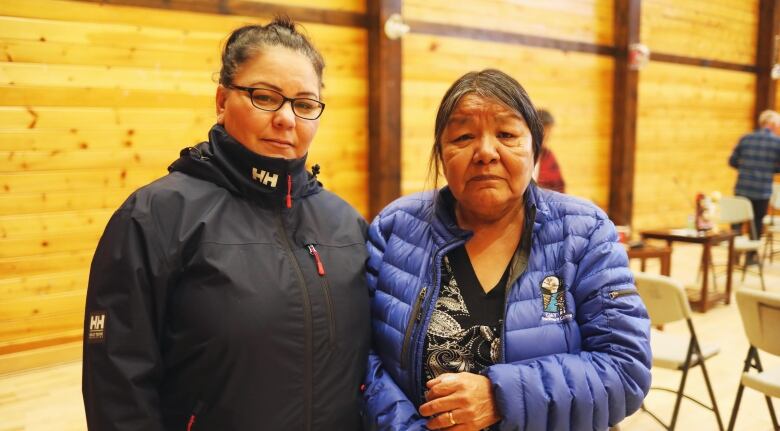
top-left (169, 125), bottom-right (320, 208)
top-left (432, 182), bottom-right (544, 244)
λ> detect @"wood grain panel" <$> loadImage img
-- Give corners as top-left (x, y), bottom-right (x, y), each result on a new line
top-left (0, 339), bottom-right (82, 374)
top-left (0, 252), bottom-right (94, 279)
top-left (633, 61), bottom-right (755, 231)
top-left (641, 0), bottom-right (758, 66)
top-left (0, 291), bottom-right (86, 321)
top-left (250, 0), bottom-right (365, 13)
top-left (0, 312), bottom-right (83, 343)
top-left (403, 0), bottom-right (614, 45)
top-left (402, 33), bottom-right (613, 208)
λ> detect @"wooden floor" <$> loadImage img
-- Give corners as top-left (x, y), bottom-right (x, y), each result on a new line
top-left (0, 243), bottom-right (778, 430)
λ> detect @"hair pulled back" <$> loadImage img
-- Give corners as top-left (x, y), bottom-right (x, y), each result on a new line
top-left (427, 69), bottom-right (544, 190)
top-left (219, 15), bottom-right (325, 88)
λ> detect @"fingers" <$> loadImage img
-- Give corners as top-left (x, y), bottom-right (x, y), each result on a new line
top-left (419, 393), bottom-right (461, 417)
top-left (425, 409), bottom-right (460, 430)
top-left (426, 372), bottom-right (457, 389)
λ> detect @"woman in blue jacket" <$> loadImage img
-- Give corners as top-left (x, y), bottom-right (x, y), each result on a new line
top-left (363, 69), bottom-right (651, 430)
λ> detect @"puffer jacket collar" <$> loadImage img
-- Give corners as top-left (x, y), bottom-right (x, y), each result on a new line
top-left (168, 124), bottom-right (321, 208)
top-left (429, 181), bottom-right (545, 245)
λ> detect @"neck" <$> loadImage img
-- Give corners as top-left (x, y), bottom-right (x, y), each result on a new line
top-left (455, 199), bottom-right (524, 246)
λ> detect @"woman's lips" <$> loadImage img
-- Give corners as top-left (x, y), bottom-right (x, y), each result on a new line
top-left (469, 174), bottom-right (503, 182)
top-left (262, 138), bottom-right (294, 147)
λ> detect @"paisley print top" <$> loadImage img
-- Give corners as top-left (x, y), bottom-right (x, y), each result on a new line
top-left (422, 245), bottom-right (508, 386)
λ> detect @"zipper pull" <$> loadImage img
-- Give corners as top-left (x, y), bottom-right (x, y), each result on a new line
top-left (415, 287), bottom-right (427, 322)
top-left (187, 401), bottom-right (204, 431)
top-left (286, 174), bottom-right (292, 208)
top-left (307, 244), bottom-right (326, 276)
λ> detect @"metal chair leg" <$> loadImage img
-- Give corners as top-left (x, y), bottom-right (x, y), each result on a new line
top-left (727, 383), bottom-right (746, 431)
top-left (696, 341), bottom-right (725, 430)
top-left (669, 339), bottom-right (696, 430)
top-left (765, 395), bottom-right (778, 430)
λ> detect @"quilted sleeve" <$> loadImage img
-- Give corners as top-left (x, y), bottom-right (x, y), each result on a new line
top-left (482, 218), bottom-right (651, 431)
top-left (362, 215), bottom-right (428, 431)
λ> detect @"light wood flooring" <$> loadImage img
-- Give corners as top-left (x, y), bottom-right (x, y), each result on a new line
top-left (0, 243), bottom-right (778, 430)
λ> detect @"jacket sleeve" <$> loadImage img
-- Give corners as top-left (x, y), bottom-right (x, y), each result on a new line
top-left (82, 205), bottom-right (173, 431)
top-left (363, 215), bottom-right (429, 431)
top-left (482, 218), bottom-right (652, 431)
top-left (729, 140), bottom-right (741, 168)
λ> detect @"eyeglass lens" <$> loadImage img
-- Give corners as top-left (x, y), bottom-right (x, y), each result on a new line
top-left (250, 88), bottom-right (323, 120)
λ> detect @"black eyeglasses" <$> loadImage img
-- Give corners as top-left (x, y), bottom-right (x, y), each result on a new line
top-left (225, 84), bottom-right (325, 120)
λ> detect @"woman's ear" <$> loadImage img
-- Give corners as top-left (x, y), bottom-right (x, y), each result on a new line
top-left (215, 85), bottom-right (227, 125)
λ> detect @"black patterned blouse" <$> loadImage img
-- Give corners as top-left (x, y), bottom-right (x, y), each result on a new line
top-left (422, 245), bottom-right (508, 386)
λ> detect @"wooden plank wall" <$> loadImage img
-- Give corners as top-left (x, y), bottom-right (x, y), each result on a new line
top-left (0, 0), bottom-right (368, 372)
top-left (633, 0), bottom-right (758, 230)
top-left (401, 0), bottom-right (615, 208)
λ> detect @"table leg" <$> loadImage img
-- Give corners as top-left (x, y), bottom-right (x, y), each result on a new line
top-left (660, 252), bottom-right (671, 276)
top-left (701, 242), bottom-right (711, 313)
top-left (726, 236), bottom-right (734, 304)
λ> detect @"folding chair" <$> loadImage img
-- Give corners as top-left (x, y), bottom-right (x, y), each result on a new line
top-left (762, 185), bottom-right (780, 263)
top-left (718, 196), bottom-right (766, 290)
top-left (634, 272), bottom-right (725, 430)
top-left (727, 289), bottom-right (780, 431)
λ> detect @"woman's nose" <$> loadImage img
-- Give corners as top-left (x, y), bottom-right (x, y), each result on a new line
top-left (272, 101), bottom-right (296, 129)
top-left (473, 135), bottom-right (500, 164)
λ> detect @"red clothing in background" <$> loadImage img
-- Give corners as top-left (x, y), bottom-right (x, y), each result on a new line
top-left (537, 147), bottom-right (565, 193)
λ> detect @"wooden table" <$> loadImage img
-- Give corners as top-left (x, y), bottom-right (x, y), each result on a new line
top-left (627, 244), bottom-right (671, 275)
top-left (640, 229), bottom-right (736, 312)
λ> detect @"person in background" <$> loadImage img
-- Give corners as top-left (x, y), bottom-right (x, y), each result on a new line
top-left (362, 69), bottom-right (651, 431)
top-left (532, 108), bottom-right (565, 193)
top-left (729, 109), bottom-right (780, 247)
top-left (82, 17), bottom-right (370, 430)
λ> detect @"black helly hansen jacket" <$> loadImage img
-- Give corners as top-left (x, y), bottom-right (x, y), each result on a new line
top-left (83, 125), bottom-right (370, 430)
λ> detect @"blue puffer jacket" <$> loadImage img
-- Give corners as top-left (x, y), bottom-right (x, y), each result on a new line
top-left (363, 184), bottom-right (651, 431)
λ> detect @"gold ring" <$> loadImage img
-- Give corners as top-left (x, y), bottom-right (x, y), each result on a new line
top-left (447, 411), bottom-right (456, 426)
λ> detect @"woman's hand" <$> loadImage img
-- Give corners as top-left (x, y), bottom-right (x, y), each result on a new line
top-left (418, 373), bottom-right (500, 430)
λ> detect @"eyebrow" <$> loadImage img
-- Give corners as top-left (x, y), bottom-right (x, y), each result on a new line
top-left (248, 81), bottom-right (319, 99)
top-left (446, 115), bottom-right (471, 126)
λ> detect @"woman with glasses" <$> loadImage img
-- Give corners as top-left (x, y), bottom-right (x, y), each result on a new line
top-left (83, 17), bottom-right (370, 431)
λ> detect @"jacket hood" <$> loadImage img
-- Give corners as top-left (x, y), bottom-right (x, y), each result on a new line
top-left (169, 124), bottom-right (321, 208)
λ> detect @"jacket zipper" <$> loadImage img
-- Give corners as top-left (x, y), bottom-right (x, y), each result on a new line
top-left (307, 244), bottom-right (335, 347)
top-left (400, 286), bottom-right (427, 369)
top-left (286, 174), bottom-right (292, 208)
top-left (186, 401), bottom-right (204, 431)
top-left (409, 240), bottom-right (462, 404)
top-left (609, 288), bottom-right (639, 299)
top-left (276, 212), bottom-right (312, 431)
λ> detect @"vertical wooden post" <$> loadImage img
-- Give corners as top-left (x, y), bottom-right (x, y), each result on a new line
top-left (609, 0), bottom-right (641, 227)
top-left (756, 0), bottom-right (780, 117)
top-left (368, 0), bottom-right (403, 218)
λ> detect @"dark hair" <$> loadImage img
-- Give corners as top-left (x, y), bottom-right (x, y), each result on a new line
top-left (536, 108), bottom-right (555, 128)
top-left (427, 69), bottom-right (544, 189)
top-left (219, 15), bottom-right (325, 88)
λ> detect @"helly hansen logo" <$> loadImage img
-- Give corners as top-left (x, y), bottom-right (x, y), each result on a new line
top-left (88, 311), bottom-right (106, 343)
top-left (252, 168), bottom-right (279, 188)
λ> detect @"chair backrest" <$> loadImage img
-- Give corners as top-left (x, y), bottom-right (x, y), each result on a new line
top-left (634, 272), bottom-right (692, 325)
top-left (719, 196), bottom-right (754, 224)
top-left (768, 185), bottom-right (780, 225)
top-left (771, 184), bottom-right (780, 211)
top-left (736, 289), bottom-right (780, 356)
top-left (719, 196), bottom-right (756, 237)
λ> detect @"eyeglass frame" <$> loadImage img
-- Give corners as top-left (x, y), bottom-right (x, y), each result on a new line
top-left (224, 84), bottom-right (326, 120)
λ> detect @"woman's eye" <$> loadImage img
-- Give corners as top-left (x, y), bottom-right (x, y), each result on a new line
top-left (452, 134), bottom-right (472, 142)
top-left (498, 132), bottom-right (515, 139)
